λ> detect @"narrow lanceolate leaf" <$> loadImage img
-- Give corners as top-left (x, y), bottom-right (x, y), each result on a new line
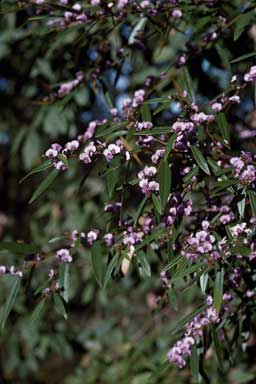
top-left (214, 269), bottom-right (224, 313)
top-left (234, 11), bottom-right (255, 41)
top-left (91, 242), bottom-right (105, 287)
top-left (0, 241), bottom-right (40, 254)
top-left (30, 299), bottom-right (46, 325)
top-left (168, 286), bottom-right (178, 311)
top-left (200, 272), bottom-right (209, 294)
top-left (191, 145), bottom-right (210, 175)
top-left (138, 251), bottom-right (151, 277)
top-left (248, 190), bottom-right (256, 217)
top-left (19, 160), bottom-right (52, 184)
top-left (134, 196), bottom-right (148, 226)
top-left (170, 305), bottom-right (207, 335)
top-left (103, 253), bottom-right (119, 289)
top-left (183, 166), bottom-right (199, 184)
top-left (216, 112), bottom-right (230, 145)
top-left (231, 51), bottom-right (256, 64)
top-left (141, 103), bottom-right (152, 122)
top-left (164, 133), bottom-right (177, 162)
top-left (152, 193), bottom-right (162, 215)
top-left (237, 193), bottom-right (246, 218)
top-left (190, 345), bottom-right (200, 383)
top-left (29, 168), bottom-right (59, 204)
top-left (216, 43), bottom-right (232, 73)
top-left (53, 293), bottom-right (68, 319)
top-left (182, 67), bottom-right (195, 102)
top-left (63, 263), bottom-right (70, 303)
top-left (0, 277), bottom-right (21, 329)
top-left (211, 326), bottom-right (224, 371)
top-left (159, 161), bottom-right (171, 211)
top-left (128, 17), bottom-right (147, 44)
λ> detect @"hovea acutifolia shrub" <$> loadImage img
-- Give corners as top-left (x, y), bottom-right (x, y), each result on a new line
top-left (1, 0), bottom-right (256, 382)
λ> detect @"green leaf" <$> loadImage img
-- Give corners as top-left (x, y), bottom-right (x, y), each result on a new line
top-left (248, 190), bottom-right (256, 217)
top-left (29, 168), bottom-right (59, 204)
top-left (152, 193), bottom-right (162, 215)
top-left (138, 251), bottom-right (151, 277)
top-left (62, 263), bottom-right (70, 303)
top-left (0, 241), bottom-right (40, 254)
top-left (141, 103), bottom-right (152, 122)
top-left (231, 51), bottom-right (256, 64)
top-left (183, 166), bottom-right (199, 184)
top-left (106, 158), bottom-right (120, 198)
top-left (103, 253), bottom-right (120, 289)
top-left (216, 112), bottom-right (230, 145)
top-left (190, 345), bottom-right (200, 383)
top-left (200, 272), bottom-right (209, 294)
top-left (170, 305), bottom-right (207, 335)
top-left (231, 246), bottom-right (251, 256)
top-left (168, 286), bottom-right (178, 311)
top-left (213, 269), bottom-right (224, 313)
top-left (134, 126), bottom-right (170, 135)
top-left (58, 153), bottom-right (69, 168)
top-left (0, 277), bottom-right (21, 329)
top-left (182, 67), bottom-right (195, 102)
top-left (134, 196), bottom-right (148, 226)
top-left (234, 11), bottom-right (255, 41)
top-left (216, 43), bottom-right (232, 73)
top-left (91, 242), bottom-right (105, 287)
top-left (164, 133), bottom-right (177, 162)
top-left (159, 161), bottom-right (171, 211)
top-left (162, 255), bottom-right (184, 272)
top-left (19, 160), bottom-right (52, 184)
top-left (191, 145), bottom-right (210, 175)
top-left (30, 299), bottom-right (46, 325)
top-left (53, 293), bottom-right (68, 319)
top-left (172, 262), bottom-right (205, 282)
top-left (211, 326), bottom-right (224, 371)
top-left (128, 17), bottom-right (147, 45)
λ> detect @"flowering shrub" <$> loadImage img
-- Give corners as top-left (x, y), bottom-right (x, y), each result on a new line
top-left (1, 0), bottom-right (256, 382)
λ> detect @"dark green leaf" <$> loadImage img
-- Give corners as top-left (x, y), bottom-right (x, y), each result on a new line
top-left (103, 253), bottom-right (120, 289)
top-left (29, 168), bottom-right (60, 204)
top-left (138, 251), bottom-right (151, 277)
top-left (248, 190), bottom-right (256, 217)
top-left (183, 166), bottom-right (199, 184)
top-left (30, 299), bottom-right (46, 325)
top-left (0, 277), bottom-right (21, 329)
top-left (159, 161), bottom-right (171, 211)
top-left (231, 51), bottom-right (256, 64)
top-left (152, 193), bottom-right (162, 215)
top-left (213, 269), bottom-right (224, 313)
top-left (190, 345), bottom-right (200, 383)
top-left (234, 11), bottom-right (255, 41)
top-left (0, 241), bottom-right (40, 254)
top-left (191, 145), bottom-right (210, 175)
top-left (182, 67), bottom-right (195, 102)
top-left (91, 242), bottom-right (105, 287)
top-left (141, 103), bottom-right (152, 122)
top-left (168, 286), bottom-right (178, 311)
top-left (216, 112), bottom-right (230, 145)
top-left (164, 134), bottom-right (177, 162)
top-left (134, 196), bottom-right (148, 226)
top-left (170, 305), bottom-right (207, 335)
top-left (53, 293), bottom-right (68, 319)
top-left (212, 326), bottom-right (224, 371)
top-left (19, 160), bottom-right (52, 184)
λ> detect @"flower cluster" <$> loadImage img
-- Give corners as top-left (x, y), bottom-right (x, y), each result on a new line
top-left (167, 296), bottom-right (219, 368)
top-left (230, 152), bottom-right (256, 185)
top-left (138, 166), bottom-right (159, 195)
top-left (181, 221), bottom-right (220, 262)
top-left (244, 65), bottom-right (256, 83)
top-left (165, 193), bottom-right (192, 225)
